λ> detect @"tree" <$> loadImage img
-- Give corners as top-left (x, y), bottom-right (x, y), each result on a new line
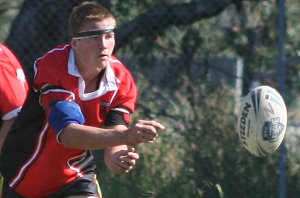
top-left (4, 0), bottom-right (243, 78)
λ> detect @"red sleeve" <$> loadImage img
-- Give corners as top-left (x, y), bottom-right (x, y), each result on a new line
top-left (33, 45), bottom-right (74, 108)
top-left (0, 67), bottom-right (28, 120)
top-left (113, 74), bottom-right (137, 110)
top-left (112, 76), bottom-right (137, 124)
top-left (108, 57), bottom-right (138, 124)
top-left (33, 55), bottom-right (65, 92)
top-left (0, 44), bottom-right (28, 120)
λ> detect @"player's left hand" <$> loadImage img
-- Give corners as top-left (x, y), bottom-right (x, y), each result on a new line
top-left (105, 146), bottom-right (139, 174)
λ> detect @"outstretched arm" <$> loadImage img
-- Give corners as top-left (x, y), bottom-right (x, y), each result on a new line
top-left (59, 119), bottom-right (165, 150)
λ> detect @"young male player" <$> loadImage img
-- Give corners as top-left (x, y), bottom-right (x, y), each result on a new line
top-left (0, 2), bottom-right (164, 197)
top-left (0, 42), bottom-right (28, 197)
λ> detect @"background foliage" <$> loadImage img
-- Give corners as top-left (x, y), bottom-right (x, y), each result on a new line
top-left (1, 0), bottom-right (300, 197)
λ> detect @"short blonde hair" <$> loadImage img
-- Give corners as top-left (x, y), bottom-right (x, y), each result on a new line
top-left (68, 1), bottom-right (116, 37)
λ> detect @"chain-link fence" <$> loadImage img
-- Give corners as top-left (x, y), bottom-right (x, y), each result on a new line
top-left (0, 0), bottom-right (244, 81)
top-left (2, 0), bottom-right (300, 198)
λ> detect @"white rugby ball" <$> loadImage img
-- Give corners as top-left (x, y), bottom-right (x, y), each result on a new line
top-left (237, 85), bottom-right (287, 157)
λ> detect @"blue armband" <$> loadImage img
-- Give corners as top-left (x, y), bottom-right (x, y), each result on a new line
top-left (48, 100), bottom-right (85, 134)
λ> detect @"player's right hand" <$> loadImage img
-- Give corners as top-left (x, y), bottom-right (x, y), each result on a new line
top-left (126, 120), bottom-right (165, 146)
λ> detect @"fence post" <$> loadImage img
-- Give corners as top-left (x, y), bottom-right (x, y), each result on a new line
top-left (277, 0), bottom-right (286, 197)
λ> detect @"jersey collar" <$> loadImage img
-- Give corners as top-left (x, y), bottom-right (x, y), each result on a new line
top-left (68, 49), bottom-right (119, 100)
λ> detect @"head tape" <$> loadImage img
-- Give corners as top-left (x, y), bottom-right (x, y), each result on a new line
top-left (73, 28), bottom-right (114, 39)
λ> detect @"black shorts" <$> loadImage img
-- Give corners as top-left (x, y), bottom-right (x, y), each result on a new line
top-left (2, 173), bottom-right (102, 198)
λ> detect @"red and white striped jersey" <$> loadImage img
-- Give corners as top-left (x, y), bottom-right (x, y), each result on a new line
top-left (0, 44), bottom-right (137, 197)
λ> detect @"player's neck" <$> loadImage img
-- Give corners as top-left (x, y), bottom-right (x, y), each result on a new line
top-left (82, 69), bottom-right (105, 93)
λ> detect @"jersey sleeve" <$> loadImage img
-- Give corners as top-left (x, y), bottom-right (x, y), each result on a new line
top-left (33, 49), bottom-right (79, 143)
top-left (106, 60), bottom-right (138, 125)
top-left (0, 65), bottom-right (28, 120)
top-left (0, 43), bottom-right (28, 120)
top-left (113, 75), bottom-right (137, 113)
top-left (33, 48), bottom-right (75, 109)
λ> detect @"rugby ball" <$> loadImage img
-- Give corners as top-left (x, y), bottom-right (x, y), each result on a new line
top-left (237, 85), bottom-right (287, 157)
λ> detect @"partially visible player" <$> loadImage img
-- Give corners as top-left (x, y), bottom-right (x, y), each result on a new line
top-left (0, 42), bottom-right (28, 153)
top-left (0, 2), bottom-right (164, 198)
top-left (0, 42), bottom-right (28, 197)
